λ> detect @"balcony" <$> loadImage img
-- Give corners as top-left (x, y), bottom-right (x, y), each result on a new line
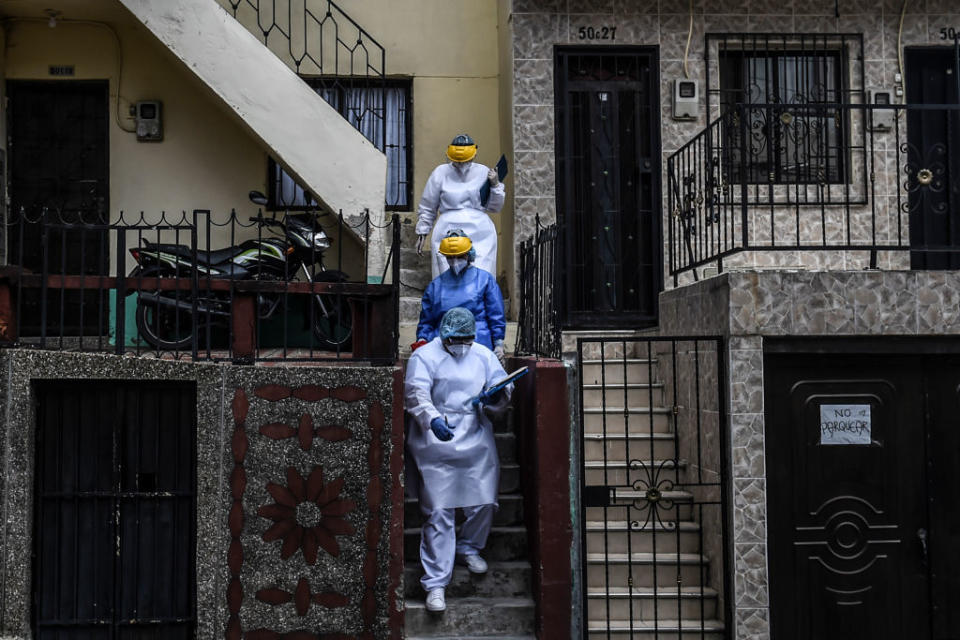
top-left (667, 103), bottom-right (960, 285)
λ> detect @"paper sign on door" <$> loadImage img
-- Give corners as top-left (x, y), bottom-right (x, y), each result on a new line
top-left (819, 404), bottom-right (871, 445)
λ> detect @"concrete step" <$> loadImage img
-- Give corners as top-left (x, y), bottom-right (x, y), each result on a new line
top-left (499, 463), bottom-right (520, 493)
top-left (584, 519), bottom-right (701, 554)
top-left (405, 494), bottom-right (524, 528)
top-left (585, 490), bottom-right (695, 522)
top-left (583, 459), bottom-right (684, 486)
top-left (405, 596), bottom-right (536, 636)
top-left (587, 619), bottom-right (724, 639)
top-left (400, 265), bottom-right (431, 289)
top-left (583, 432), bottom-right (677, 461)
top-left (404, 561), bottom-right (532, 599)
top-left (496, 432), bottom-right (517, 463)
top-left (586, 553), bottom-right (710, 589)
top-left (583, 383), bottom-right (665, 408)
top-left (586, 586), bottom-right (719, 622)
top-left (405, 526), bottom-right (528, 562)
top-left (583, 407), bottom-right (672, 434)
top-left (579, 341), bottom-right (644, 360)
top-left (400, 295), bottom-right (422, 323)
top-left (582, 359), bottom-right (659, 385)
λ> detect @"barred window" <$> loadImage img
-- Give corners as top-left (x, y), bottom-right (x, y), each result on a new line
top-left (718, 46), bottom-right (847, 185)
top-left (268, 78), bottom-right (412, 210)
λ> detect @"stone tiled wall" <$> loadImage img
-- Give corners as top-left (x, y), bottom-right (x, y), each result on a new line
top-left (0, 350), bottom-right (403, 640)
top-left (509, 0), bottom-right (960, 291)
top-left (658, 269), bottom-right (960, 639)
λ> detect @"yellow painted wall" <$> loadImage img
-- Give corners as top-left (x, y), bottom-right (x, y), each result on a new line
top-left (4, 18), bottom-right (268, 223)
top-left (0, 15), bottom-right (364, 278)
top-left (342, 0), bottom-right (512, 290)
top-left (219, 0), bottom-right (513, 296)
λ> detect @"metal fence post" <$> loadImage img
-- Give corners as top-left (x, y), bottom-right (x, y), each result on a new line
top-left (115, 227), bottom-right (126, 355)
top-left (391, 213), bottom-right (401, 361)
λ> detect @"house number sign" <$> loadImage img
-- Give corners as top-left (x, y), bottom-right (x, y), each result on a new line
top-left (819, 404), bottom-right (871, 445)
top-left (577, 25), bottom-right (617, 40)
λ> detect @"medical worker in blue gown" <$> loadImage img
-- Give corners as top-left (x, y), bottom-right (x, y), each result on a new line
top-left (412, 229), bottom-right (506, 362)
top-left (404, 307), bottom-right (513, 613)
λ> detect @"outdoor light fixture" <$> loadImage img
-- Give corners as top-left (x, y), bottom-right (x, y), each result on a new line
top-left (45, 9), bottom-right (61, 28)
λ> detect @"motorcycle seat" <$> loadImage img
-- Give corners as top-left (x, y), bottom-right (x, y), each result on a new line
top-left (143, 241), bottom-right (244, 265)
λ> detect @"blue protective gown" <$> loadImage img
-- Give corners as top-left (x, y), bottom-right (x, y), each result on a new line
top-left (416, 265), bottom-right (506, 349)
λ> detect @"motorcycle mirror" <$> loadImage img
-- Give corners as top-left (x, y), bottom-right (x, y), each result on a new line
top-left (248, 190), bottom-right (268, 206)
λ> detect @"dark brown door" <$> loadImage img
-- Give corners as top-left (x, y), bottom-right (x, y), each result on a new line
top-left (33, 380), bottom-right (196, 639)
top-left (905, 47), bottom-right (960, 269)
top-left (765, 352), bottom-right (949, 639)
top-left (555, 48), bottom-right (662, 328)
top-left (7, 81), bottom-right (110, 335)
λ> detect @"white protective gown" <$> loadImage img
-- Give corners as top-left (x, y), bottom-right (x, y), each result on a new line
top-left (404, 337), bottom-right (511, 510)
top-left (416, 162), bottom-right (506, 279)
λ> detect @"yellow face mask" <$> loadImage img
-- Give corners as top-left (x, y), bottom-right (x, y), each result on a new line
top-left (446, 144), bottom-right (477, 163)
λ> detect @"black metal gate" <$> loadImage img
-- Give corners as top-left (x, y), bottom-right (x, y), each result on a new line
top-left (555, 48), bottom-right (662, 329)
top-left (7, 81), bottom-right (110, 335)
top-left (33, 380), bottom-right (196, 639)
top-left (905, 46), bottom-right (960, 269)
top-left (578, 336), bottom-right (730, 638)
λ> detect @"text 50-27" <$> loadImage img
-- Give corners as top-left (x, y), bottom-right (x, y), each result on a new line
top-left (578, 26), bottom-right (616, 40)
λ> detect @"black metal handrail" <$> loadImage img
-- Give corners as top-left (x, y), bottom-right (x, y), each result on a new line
top-left (0, 206), bottom-right (401, 364)
top-left (515, 215), bottom-right (562, 359)
top-left (667, 102), bottom-right (960, 282)
top-left (223, 0), bottom-right (387, 152)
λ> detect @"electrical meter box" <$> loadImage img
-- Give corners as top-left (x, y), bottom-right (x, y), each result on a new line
top-left (135, 100), bottom-right (163, 141)
top-left (867, 90), bottom-right (895, 132)
top-left (673, 79), bottom-right (699, 120)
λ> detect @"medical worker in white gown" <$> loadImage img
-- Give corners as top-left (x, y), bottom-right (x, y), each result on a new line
top-left (416, 134), bottom-right (505, 279)
top-left (404, 307), bottom-right (512, 613)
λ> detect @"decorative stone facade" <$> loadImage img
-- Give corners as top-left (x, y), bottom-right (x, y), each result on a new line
top-left (509, 0), bottom-right (960, 288)
top-left (658, 269), bottom-right (960, 639)
top-left (0, 350), bottom-right (403, 640)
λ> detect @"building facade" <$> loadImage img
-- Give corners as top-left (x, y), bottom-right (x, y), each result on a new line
top-left (509, 1), bottom-right (960, 639)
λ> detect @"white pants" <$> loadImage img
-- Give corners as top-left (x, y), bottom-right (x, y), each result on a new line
top-left (419, 503), bottom-right (494, 591)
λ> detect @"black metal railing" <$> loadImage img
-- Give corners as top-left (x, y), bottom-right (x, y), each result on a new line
top-left (668, 103), bottom-right (960, 281)
top-left (222, 0), bottom-right (396, 205)
top-left (0, 206), bottom-right (401, 364)
top-left (515, 216), bottom-right (562, 359)
top-left (578, 336), bottom-right (730, 639)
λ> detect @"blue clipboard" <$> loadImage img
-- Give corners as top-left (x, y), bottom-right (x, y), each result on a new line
top-left (479, 154), bottom-right (508, 208)
top-left (470, 366), bottom-right (528, 407)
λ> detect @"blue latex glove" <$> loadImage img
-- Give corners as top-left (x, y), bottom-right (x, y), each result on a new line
top-left (471, 387), bottom-right (503, 408)
top-left (430, 416), bottom-right (454, 441)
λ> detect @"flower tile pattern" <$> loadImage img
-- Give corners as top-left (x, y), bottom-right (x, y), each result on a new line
top-left (226, 381), bottom-right (397, 640)
top-left (258, 466), bottom-right (357, 564)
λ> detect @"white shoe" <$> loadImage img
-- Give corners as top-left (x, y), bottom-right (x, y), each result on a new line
top-left (425, 588), bottom-right (446, 612)
top-left (458, 553), bottom-right (488, 574)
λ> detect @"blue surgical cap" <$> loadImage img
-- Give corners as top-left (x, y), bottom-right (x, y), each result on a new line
top-left (439, 307), bottom-right (476, 339)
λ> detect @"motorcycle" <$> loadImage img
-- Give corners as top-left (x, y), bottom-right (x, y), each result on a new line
top-left (129, 191), bottom-right (352, 351)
